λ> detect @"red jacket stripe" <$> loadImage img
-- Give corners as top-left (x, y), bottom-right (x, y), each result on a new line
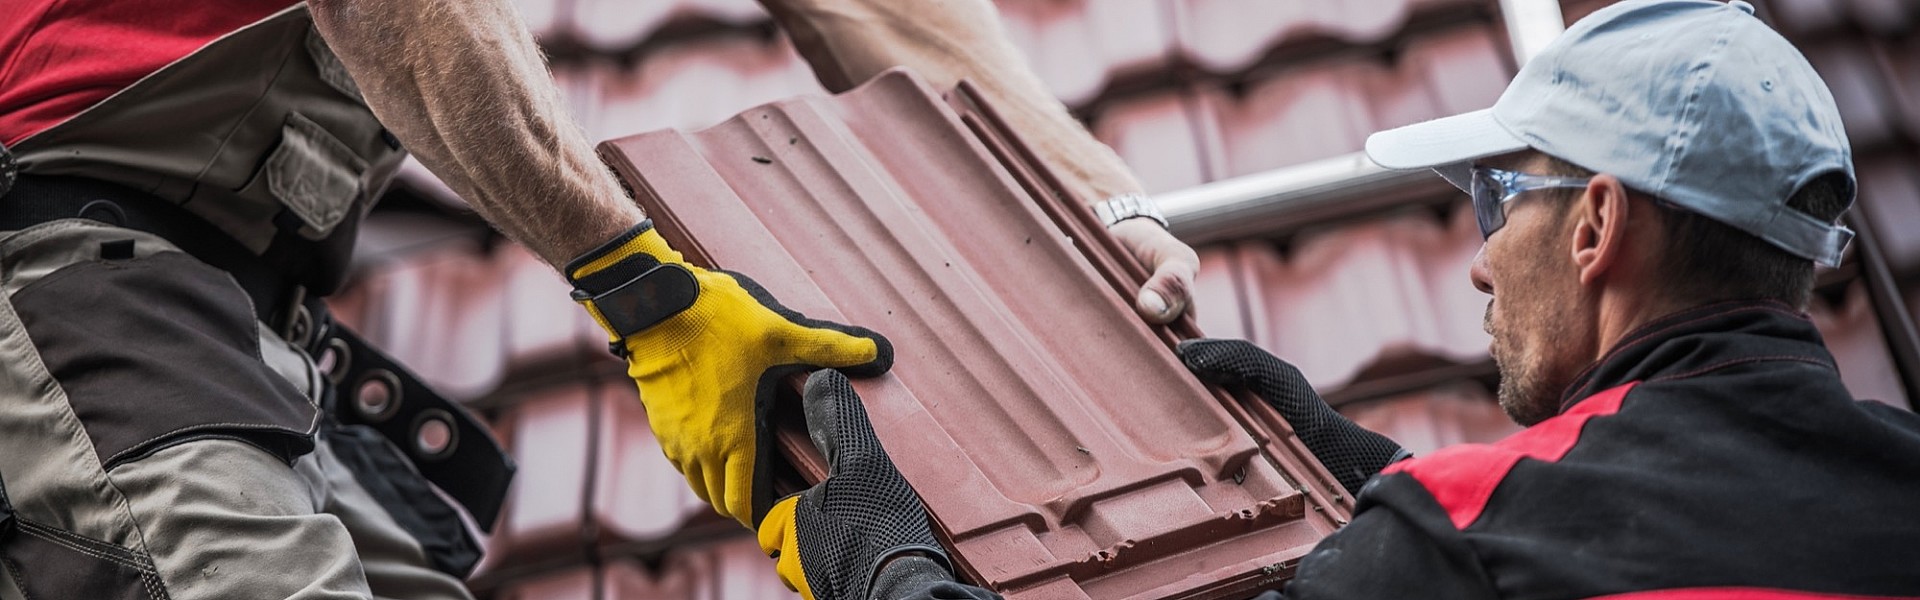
top-left (1381, 382), bottom-right (1639, 529)
top-left (1588, 587), bottom-right (1920, 599)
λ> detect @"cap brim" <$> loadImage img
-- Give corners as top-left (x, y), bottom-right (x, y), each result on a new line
top-left (1364, 109), bottom-right (1530, 189)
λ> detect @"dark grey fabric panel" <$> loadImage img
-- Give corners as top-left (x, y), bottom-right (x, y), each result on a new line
top-left (12, 250), bottom-right (317, 469)
top-left (324, 425), bottom-right (481, 577)
top-left (3, 519), bottom-right (167, 600)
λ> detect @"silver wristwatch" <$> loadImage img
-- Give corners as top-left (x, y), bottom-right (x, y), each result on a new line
top-left (1092, 193), bottom-right (1168, 229)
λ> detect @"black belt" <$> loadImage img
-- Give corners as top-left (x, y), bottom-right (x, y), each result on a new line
top-left (0, 175), bottom-right (512, 530)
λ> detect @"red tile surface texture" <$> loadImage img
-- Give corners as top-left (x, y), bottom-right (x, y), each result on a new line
top-left (598, 69), bottom-right (1346, 599)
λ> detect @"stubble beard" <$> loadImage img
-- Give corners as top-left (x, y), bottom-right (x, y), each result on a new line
top-left (1488, 301), bottom-right (1565, 427)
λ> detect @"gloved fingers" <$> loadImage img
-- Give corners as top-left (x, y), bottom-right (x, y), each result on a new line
top-left (758, 496), bottom-right (819, 600)
top-left (1111, 218), bottom-right (1200, 324)
top-left (1176, 338), bottom-right (1307, 397)
top-left (718, 269), bottom-right (895, 377)
top-left (1176, 338), bottom-right (1265, 385)
top-left (802, 369), bottom-right (884, 475)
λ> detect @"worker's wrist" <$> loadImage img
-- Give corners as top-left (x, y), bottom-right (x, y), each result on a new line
top-left (566, 220), bottom-right (685, 283)
top-left (565, 220), bottom-right (705, 354)
top-left (869, 555), bottom-right (957, 600)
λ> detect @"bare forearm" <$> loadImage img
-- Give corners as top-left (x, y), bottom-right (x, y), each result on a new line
top-left (760, 0), bottom-right (1143, 204)
top-left (309, 0), bottom-right (639, 266)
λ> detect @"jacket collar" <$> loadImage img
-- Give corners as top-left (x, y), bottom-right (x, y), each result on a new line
top-left (1557, 299), bottom-right (1839, 412)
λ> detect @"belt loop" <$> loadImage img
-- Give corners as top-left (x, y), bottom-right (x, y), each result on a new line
top-left (0, 142), bottom-right (16, 199)
top-left (280, 285), bottom-right (311, 348)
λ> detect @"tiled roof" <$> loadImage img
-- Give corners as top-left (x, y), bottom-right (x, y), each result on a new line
top-left (337, 0), bottom-right (1920, 595)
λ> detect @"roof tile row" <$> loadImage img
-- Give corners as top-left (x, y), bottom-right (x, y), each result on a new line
top-left (1089, 24), bottom-right (1510, 189)
top-left (479, 380), bottom-right (728, 573)
top-left (996, 0), bottom-right (1177, 107)
top-left (1169, 0), bottom-right (1486, 74)
top-left (329, 239), bottom-right (609, 402)
top-left (1341, 381), bottom-right (1519, 456)
top-left (1195, 208), bottom-right (1488, 389)
top-left (493, 537), bottom-right (793, 600)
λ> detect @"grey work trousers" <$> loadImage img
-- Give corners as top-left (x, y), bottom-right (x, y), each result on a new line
top-left (0, 220), bottom-right (473, 600)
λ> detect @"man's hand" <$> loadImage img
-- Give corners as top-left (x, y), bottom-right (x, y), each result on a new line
top-left (757, 0), bottom-right (1198, 324)
top-left (1111, 219), bottom-right (1199, 324)
top-left (757, 371), bottom-right (996, 600)
top-left (1178, 339), bottom-right (1409, 497)
top-left (568, 221), bottom-right (892, 529)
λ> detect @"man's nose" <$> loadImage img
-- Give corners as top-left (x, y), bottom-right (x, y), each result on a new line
top-left (1469, 245), bottom-right (1493, 294)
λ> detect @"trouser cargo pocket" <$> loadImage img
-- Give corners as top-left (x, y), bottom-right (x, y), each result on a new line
top-left (10, 249), bottom-right (319, 469)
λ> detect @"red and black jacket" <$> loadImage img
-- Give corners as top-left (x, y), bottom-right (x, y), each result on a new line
top-left (1277, 299), bottom-right (1920, 599)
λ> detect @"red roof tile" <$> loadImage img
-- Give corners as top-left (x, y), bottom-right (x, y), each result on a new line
top-left (1847, 0), bottom-right (1920, 35)
top-left (1191, 245), bottom-right (1252, 340)
top-left (488, 385), bottom-right (595, 567)
top-left (681, 537), bottom-right (799, 599)
top-left (1856, 154), bottom-right (1920, 277)
top-left (512, 0), bottom-right (571, 44)
top-left (1763, 0), bottom-right (1851, 37)
top-left (329, 244), bottom-right (509, 401)
top-left (1810, 281), bottom-right (1912, 409)
top-left (1341, 381), bottom-right (1517, 456)
top-left (1804, 40), bottom-right (1900, 150)
top-left (995, 0), bottom-right (1175, 107)
top-left (495, 565), bottom-right (597, 600)
top-left (1764, 0), bottom-right (1920, 37)
top-left (602, 558), bottom-right (694, 599)
top-left (1873, 35), bottom-right (1920, 141)
top-left (582, 35), bottom-right (822, 142)
top-left (1169, 0), bottom-right (1417, 73)
top-left (1235, 211), bottom-right (1488, 389)
top-left (497, 243), bottom-right (612, 373)
top-left (1197, 61), bottom-right (1379, 177)
top-left (597, 69), bottom-right (1348, 599)
top-left (1389, 25), bottom-right (1511, 121)
top-left (601, 537), bottom-right (795, 599)
top-left (569, 0), bottom-right (767, 52)
top-left (591, 382), bottom-right (732, 549)
top-left (1197, 25), bottom-right (1509, 178)
top-left (1088, 90), bottom-right (1212, 193)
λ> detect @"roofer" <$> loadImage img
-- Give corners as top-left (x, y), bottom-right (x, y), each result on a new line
top-left (746, 2), bottom-right (1920, 598)
top-left (0, 0), bottom-right (1194, 597)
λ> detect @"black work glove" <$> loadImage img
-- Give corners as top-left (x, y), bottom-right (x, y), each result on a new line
top-left (758, 371), bottom-right (998, 600)
top-left (1178, 339), bottom-right (1410, 497)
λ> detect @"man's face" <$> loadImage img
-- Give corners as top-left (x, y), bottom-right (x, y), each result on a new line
top-left (1469, 153), bottom-right (1597, 426)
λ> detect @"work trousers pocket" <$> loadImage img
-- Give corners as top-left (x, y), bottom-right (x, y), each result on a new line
top-left (10, 249), bottom-right (320, 470)
top-left (0, 470), bottom-right (169, 600)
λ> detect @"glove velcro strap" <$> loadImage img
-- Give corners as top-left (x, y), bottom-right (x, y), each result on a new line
top-left (573, 262), bottom-right (700, 340)
top-left (568, 220), bottom-right (704, 355)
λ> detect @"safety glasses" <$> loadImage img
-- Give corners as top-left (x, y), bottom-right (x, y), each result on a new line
top-left (1470, 166), bottom-right (1592, 239)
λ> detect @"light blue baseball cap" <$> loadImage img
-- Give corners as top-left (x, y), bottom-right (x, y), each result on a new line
top-left (1365, 0), bottom-right (1855, 266)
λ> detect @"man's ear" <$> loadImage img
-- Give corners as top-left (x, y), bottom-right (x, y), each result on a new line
top-left (1571, 174), bottom-right (1632, 286)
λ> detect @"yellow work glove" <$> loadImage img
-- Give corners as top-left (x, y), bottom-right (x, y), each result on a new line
top-left (758, 371), bottom-right (962, 600)
top-left (567, 220), bottom-right (893, 528)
